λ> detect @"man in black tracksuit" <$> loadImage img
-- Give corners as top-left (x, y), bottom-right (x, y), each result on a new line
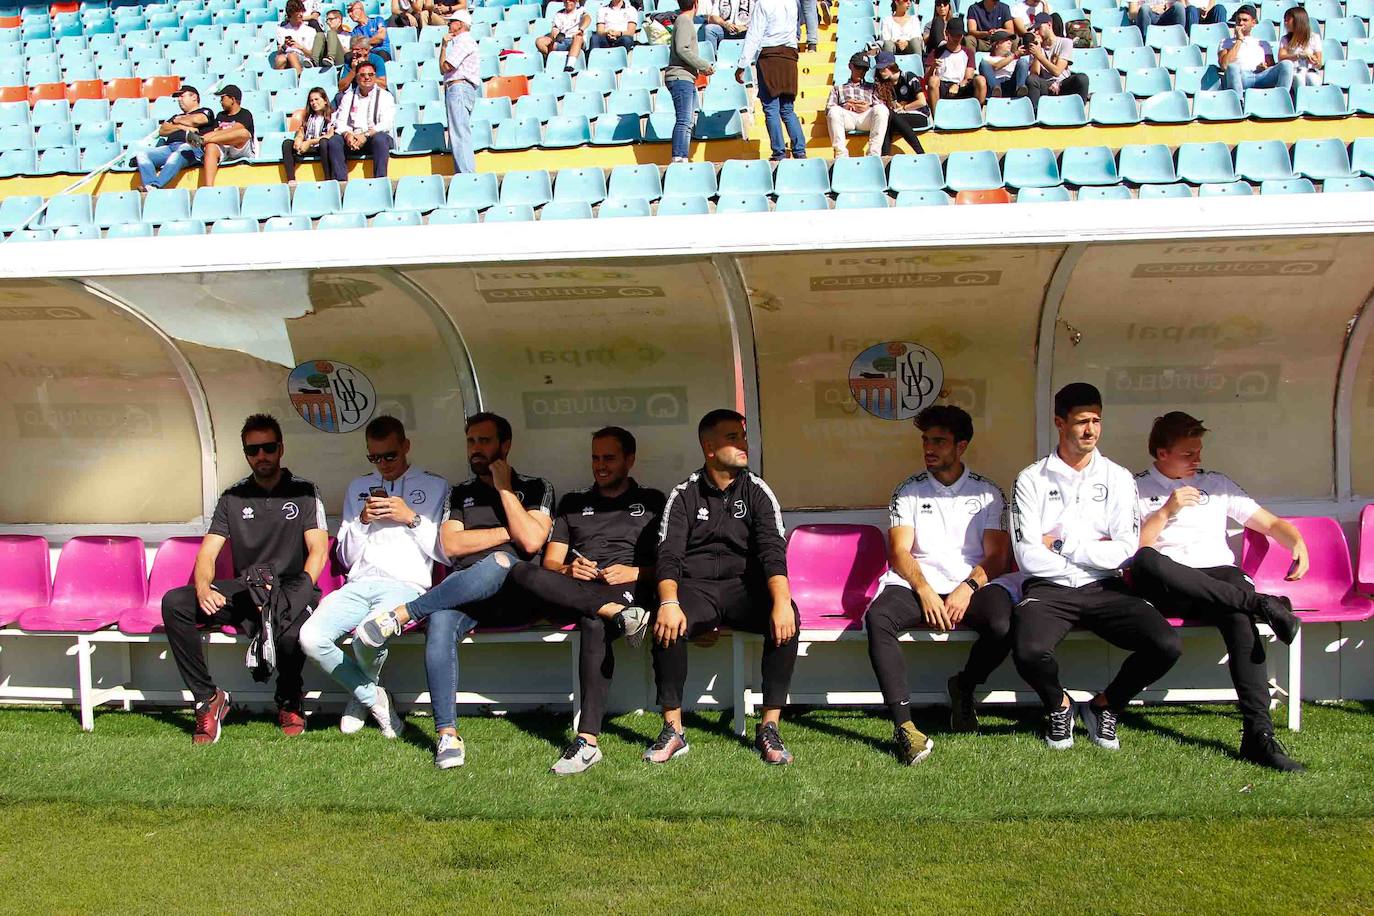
top-left (646, 409), bottom-right (800, 766)
top-left (505, 426), bottom-right (665, 775)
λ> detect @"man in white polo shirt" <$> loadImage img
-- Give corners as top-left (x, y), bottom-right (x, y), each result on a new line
top-left (865, 405), bottom-right (1018, 766)
top-left (1010, 383), bottom-right (1182, 752)
top-left (1129, 411), bottom-right (1306, 772)
top-left (537, 0), bottom-right (592, 67)
top-left (591, 0), bottom-right (638, 51)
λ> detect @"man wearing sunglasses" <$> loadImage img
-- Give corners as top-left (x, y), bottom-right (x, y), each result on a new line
top-left (299, 414), bottom-right (452, 740)
top-left (161, 414), bottom-right (329, 745)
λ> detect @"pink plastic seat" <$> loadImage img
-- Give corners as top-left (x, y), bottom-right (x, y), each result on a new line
top-left (787, 524), bottom-right (887, 631)
top-left (0, 535), bottom-right (52, 627)
top-left (16, 536), bottom-right (147, 633)
top-left (1241, 516), bottom-right (1374, 623)
top-left (1357, 504), bottom-right (1374, 595)
top-left (117, 537), bottom-right (234, 635)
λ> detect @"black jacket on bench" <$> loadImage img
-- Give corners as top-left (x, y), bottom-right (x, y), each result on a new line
top-left (656, 467), bottom-right (788, 585)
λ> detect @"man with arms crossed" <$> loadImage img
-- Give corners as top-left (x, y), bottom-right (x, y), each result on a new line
top-left (1011, 383), bottom-right (1182, 750)
top-left (648, 409), bottom-right (800, 765)
top-left (162, 414), bottom-right (328, 744)
top-left (504, 426), bottom-right (664, 774)
top-left (299, 416), bottom-right (450, 739)
top-left (1130, 411), bottom-right (1305, 771)
top-left (865, 405), bottom-right (1016, 765)
top-left (357, 412), bottom-right (550, 768)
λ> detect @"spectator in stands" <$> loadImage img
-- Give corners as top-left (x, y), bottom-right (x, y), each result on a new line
top-left (1128, 411), bottom-right (1306, 772)
top-left (1010, 383), bottom-right (1182, 752)
top-left (865, 406), bottom-right (1018, 765)
top-left (282, 87), bottom-right (335, 187)
top-left (1183, 0), bottom-right (1227, 29)
top-left (161, 414), bottom-right (328, 745)
top-left (537, 0), bottom-right (591, 67)
top-left (322, 7), bottom-right (353, 62)
top-left (798, 0), bottom-right (819, 52)
top-left (348, 0), bottom-right (393, 60)
top-left (441, 10), bottom-right (480, 175)
top-left (312, 14), bottom-right (347, 66)
top-left (300, 416), bottom-right (452, 742)
top-left (131, 85), bottom-right (211, 191)
top-left (874, 51), bottom-right (929, 154)
top-left (1131, 0), bottom-right (1188, 39)
top-left (925, 21), bottom-right (985, 115)
top-left (354, 412), bottom-right (550, 770)
top-left (429, 0), bottom-right (467, 26)
top-left (326, 8), bottom-right (351, 36)
top-left (695, 0), bottom-right (728, 53)
top-left (924, 0), bottom-right (958, 50)
top-left (881, 0), bottom-right (924, 56)
top-left (1279, 6), bottom-right (1323, 88)
top-left (325, 61), bottom-right (395, 181)
top-left (966, 0), bottom-right (1013, 51)
top-left (500, 427), bottom-right (663, 776)
top-left (737, 0), bottom-right (807, 161)
top-left (1219, 5), bottom-right (1294, 93)
top-left (187, 85), bottom-right (256, 188)
top-left (667, 0), bottom-right (715, 163)
top-left (1009, 0), bottom-right (1057, 36)
top-left (977, 29), bottom-right (1030, 97)
top-left (275, 0), bottom-right (319, 74)
top-left (592, 0), bottom-right (638, 50)
top-left (1023, 12), bottom-right (1087, 110)
top-left (647, 410), bottom-right (800, 766)
top-left (825, 52), bottom-right (889, 158)
top-left (391, 0), bottom-right (432, 33)
top-left (339, 34), bottom-right (389, 92)
top-left (715, 0), bottom-right (752, 41)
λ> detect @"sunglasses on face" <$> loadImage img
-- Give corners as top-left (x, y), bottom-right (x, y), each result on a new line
top-left (366, 451), bottom-right (400, 463)
top-left (244, 442), bottom-right (281, 456)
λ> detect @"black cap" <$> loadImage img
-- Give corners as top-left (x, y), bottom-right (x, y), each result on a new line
top-left (218, 84), bottom-right (242, 102)
top-left (177, 84), bottom-right (199, 99)
top-left (989, 29), bottom-right (1012, 43)
top-left (1230, 3), bottom-right (1257, 21)
top-left (848, 51), bottom-right (870, 69)
top-left (1032, 11), bottom-right (1053, 25)
top-left (946, 18), bottom-right (964, 35)
top-left (1054, 382), bottom-right (1103, 419)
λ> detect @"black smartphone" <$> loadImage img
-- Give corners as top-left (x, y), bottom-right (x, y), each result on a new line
top-left (369, 486), bottom-right (387, 499)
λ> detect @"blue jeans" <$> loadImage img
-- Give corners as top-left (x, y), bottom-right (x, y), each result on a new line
top-left (299, 577), bottom-right (423, 707)
top-left (590, 32), bottom-right (634, 50)
top-left (405, 552), bottom-right (513, 622)
top-left (1224, 59), bottom-right (1295, 93)
top-left (758, 72), bottom-right (806, 160)
top-left (696, 18), bottom-right (723, 55)
top-left (445, 80), bottom-right (478, 174)
top-left (667, 77), bottom-right (697, 159)
top-left (1135, 2), bottom-right (1187, 37)
top-left (797, 0), bottom-right (818, 45)
top-left (978, 57), bottom-right (1030, 97)
top-left (133, 141), bottom-right (200, 189)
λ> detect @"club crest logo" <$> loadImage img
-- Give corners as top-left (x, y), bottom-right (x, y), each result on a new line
top-left (848, 341), bottom-right (944, 421)
top-left (629, 503), bottom-right (646, 517)
top-left (288, 360), bottom-right (376, 434)
top-left (282, 501), bottom-right (299, 520)
top-left (409, 489), bottom-right (426, 505)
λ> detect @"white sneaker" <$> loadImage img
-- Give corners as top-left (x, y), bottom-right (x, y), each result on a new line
top-left (369, 687), bottom-right (403, 739)
top-left (435, 732), bottom-right (466, 769)
top-left (340, 696), bottom-right (366, 735)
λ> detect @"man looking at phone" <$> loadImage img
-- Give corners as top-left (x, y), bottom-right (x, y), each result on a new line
top-left (299, 415), bottom-right (451, 740)
top-left (501, 426), bottom-right (664, 775)
top-left (162, 414), bottom-right (329, 745)
top-left (1129, 411), bottom-right (1306, 771)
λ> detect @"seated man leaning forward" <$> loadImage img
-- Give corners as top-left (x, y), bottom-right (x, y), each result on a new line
top-left (648, 409), bottom-right (800, 766)
top-left (865, 405), bottom-right (1018, 766)
top-left (1128, 411), bottom-right (1306, 772)
top-left (356, 411), bottom-right (551, 769)
top-left (299, 415), bottom-right (451, 739)
top-left (504, 426), bottom-right (665, 775)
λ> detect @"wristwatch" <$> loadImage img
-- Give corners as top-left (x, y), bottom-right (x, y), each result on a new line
top-left (963, 577), bottom-right (980, 592)
top-left (407, 515), bottom-right (422, 529)
top-left (1051, 538), bottom-right (1064, 554)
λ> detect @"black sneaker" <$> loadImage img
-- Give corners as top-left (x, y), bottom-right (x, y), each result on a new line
top-left (1044, 702), bottom-right (1074, 750)
top-left (947, 674), bottom-right (978, 733)
top-left (1239, 730), bottom-right (1306, 772)
top-left (1255, 594), bottom-right (1300, 645)
top-left (754, 721), bottom-right (793, 765)
top-left (1077, 701), bottom-right (1120, 750)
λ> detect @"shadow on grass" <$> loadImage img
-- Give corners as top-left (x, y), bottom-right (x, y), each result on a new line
top-left (1117, 705), bottom-right (1236, 758)
top-left (503, 711), bottom-right (577, 750)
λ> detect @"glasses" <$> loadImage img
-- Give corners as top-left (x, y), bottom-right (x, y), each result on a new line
top-left (243, 442), bottom-right (281, 456)
top-left (366, 451), bottom-right (400, 463)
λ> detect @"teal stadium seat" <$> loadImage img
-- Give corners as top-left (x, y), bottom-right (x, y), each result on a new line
top-left (834, 192), bottom-right (888, 210)
top-left (831, 156), bottom-right (887, 194)
top-left (1089, 91), bottom-right (1141, 125)
top-left (591, 113), bottom-right (641, 145)
top-left (1245, 87), bottom-right (1296, 119)
top-left (1141, 90), bottom-right (1192, 123)
top-left (714, 194), bottom-right (771, 213)
top-left (1260, 178), bottom-right (1317, 194)
top-left (663, 162), bottom-right (718, 197)
top-left (553, 166), bottom-right (608, 205)
top-left (1199, 181), bottom-right (1254, 196)
top-left (986, 96), bottom-right (1035, 128)
top-left (1139, 183), bottom-right (1193, 199)
top-left (142, 187), bottom-right (192, 224)
top-left (894, 189), bottom-right (951, 205)
top-left (1003, 147), bottom-right (1061, 188)
top-left (240, 184), bottom-right (290, 221)
top-left (291, 181), bottom-right (343, 219)
top-left (93, 191), bottom-right (141, 228)
top-left (1077, 184), bottom-right (1134, 201)
top-left (1037, 94), bottom-right (1089, 126)
top-left (317, 212), bottom-right (368, 229)
top-left (540, 200), bottom-right (594, 220)
top-left (944, 150), bottom-right (1003, 191)
top-left (1323, 176), bottom-right (1374, 192)
top-left (719, 159), bottom-right (774, 196)
top-left (210, 217), bottom-right (259, 234)
top-left (428, 207), bottom-right (480, 224)
top-left (448, 172), bottom-right (501, 210)
top-left (1016, 185), bottom-right (1072, 203)
top-left (1176, 141), bottom-right (1237, 184)
top-left (1326, 59), bottom-right (1372, 89)
top-left (1061, 145), bottom-right (1120, 186)
top-left (887, 153), bottom-right (944, 192)
top-left (190, 186), bottom-right (241, 222)
top-left (776, 192), bottom-right (831, 211)
top-left (498, 169), bottom-right (554, 208)
top-left (7, 228), bottom-right (55, 242)
top-left (39, 193), bottom-right (93, 229)
top-left (262, 215), bottom-right (311, 231)
top-left (1292, 138), bottom-right (1355, 180)
top-left (933, 97), bottom-right (985, 130)
top-left (775, 158), bottom-right (830, 195)
top-left (341, 178), bottom-right (395, 215)
top-left (597, 198), bottom-right (653, 218)
top-left (159, 219), bottom-right (206, 236)
top-left (656, 194), bottom-right (711, 216)
top-left (1296, 85), bottom-right (1350, 118)
top-left (371, 210), bottom-right (424, 228)
top-left (1351, 83), bottom-right (1374, 114)
top-left (607, 164), bottom-right (663, 202)
top-left (1234, 139), bottom-right (1295, 181)
top-left (1353, 137), bottom-right (1374, 176)
top-left (1118, 143), bottom-right (1177, 184)
top-left (1114, 47), bottom-right (1158, 73)
top-left (485, 204), bottom-right (537, 222)
top-left (1176, 64), bottom-right (1222, 95)
top-left (1126, 67), bottom-right (1172, 97)
top-left (393, 175), bottom-right (447, 214)
top-left (1193, 89), bottom-right (1245, 121)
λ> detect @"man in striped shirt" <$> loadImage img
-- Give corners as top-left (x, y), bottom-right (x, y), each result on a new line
top-left (441, 10), bottom-right (480, 174)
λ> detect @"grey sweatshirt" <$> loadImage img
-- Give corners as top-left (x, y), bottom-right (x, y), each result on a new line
top-left (666, 12), bottom-right (712, 83)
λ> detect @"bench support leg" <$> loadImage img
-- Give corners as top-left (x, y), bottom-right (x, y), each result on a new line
top-left (77, 636), bottom-right (95, 732)
top-left (570, 630), bottom-right (582, 734)
top-left (1287, 626), bottom-right (1302, 732)
top-left (732, 632), bottom-right (747, 736)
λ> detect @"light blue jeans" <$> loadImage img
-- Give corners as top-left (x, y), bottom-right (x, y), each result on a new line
top-left (695, 17), bottom-right (723, 55)
top-left (797, 0), bottom-right (818, 45)
top-left (445, 80), bottom-right (478, 174)
top-left (299, 577), bottom-right (423, 707)
top-left (133, 141), bottom-right (200, 189)
top-left (1224, 59), bottom-right (1295, 94)
top-left (667, 77), bottom-right (697, 159)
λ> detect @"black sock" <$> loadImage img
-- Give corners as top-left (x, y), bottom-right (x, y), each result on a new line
top-left (890, 701), bottom-right (913, 727)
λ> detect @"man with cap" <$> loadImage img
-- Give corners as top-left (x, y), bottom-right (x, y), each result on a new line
top-left (1218, 4), bottom-right (1293, 93)
top-left (825, 52), bottom-right (889, 158)
top-left (441, 9), bottom-right (480, 175)
top-left (965, 0), bottom-right (1013, 51)
top-left (131, 85), bottom-right (212, 190)
top-left (977, 29), bottom-right (1030, 97)
top-left (736, 0), bottom-right (807, 161)
top-left (185, 84), bottom-right (256, 187)
top-left (324, 59), bottom-right (396, 181)
top-left (1023, 11), bottom-right (1088, 110)
top-left (925, 20), bottom-right (984, 116)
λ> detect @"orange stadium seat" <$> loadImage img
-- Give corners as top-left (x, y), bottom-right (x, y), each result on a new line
top-left (484, 75), bottom-right (528, 101)
top-left (0, 86), bottom-right (25, 104)
top-left (955, 188), bottom-right (1014, 205)
top-left (105, 78), bottom-right (143, 101)
top-left (141, 76), bottom-right (181, 101)
top-left (28, 83), bottom-right (67, 105)
top-left (66, 80), bottom-right (105, 103)
top-left (49, 2), bottom-right (81, 13)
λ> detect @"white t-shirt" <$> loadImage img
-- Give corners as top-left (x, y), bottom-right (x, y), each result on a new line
top-left (276, 21), bottom-right (316, 52)
top-left (988, 47), bottom-right (1017, 77)
top-left (303, 0), bottom-right (322, 16)
top-left (598, 1), bottom-right (637, 33)
top-left (1222, 34), bottom-right (1273, 72)
top-left (1279, 34), bottom-right (1321, 72)
top-left (553, 7), bottom-right (589, 37)
top-left (933, 46), bottom-right (973, 82)
top-left (878, 467), bottom-right (1007, 596)
top-left (880, 14), bottom-right (923, 44)
top-left (1009, 0), bottom-right (1049, 26)
top-left (1135, 465), bottom-right (1260, 570)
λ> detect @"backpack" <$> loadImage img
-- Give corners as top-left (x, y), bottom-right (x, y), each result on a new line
top-left (1066, 17), bottom-right (1095, 48)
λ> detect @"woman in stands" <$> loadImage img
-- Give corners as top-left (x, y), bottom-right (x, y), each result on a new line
top-left (881, 0), bottom-right (924, 56)
top-left (1279, 7), bottom-right (1323, 88)
top-left (281, 87), bottom-right (336, 187)
top-left (874, 50), bottom-right (928, 154)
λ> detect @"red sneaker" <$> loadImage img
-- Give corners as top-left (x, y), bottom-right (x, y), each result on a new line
top-left (278, 707), bottom-right (306, 737)
top-left (192, 688), bottom-right (230, 746)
